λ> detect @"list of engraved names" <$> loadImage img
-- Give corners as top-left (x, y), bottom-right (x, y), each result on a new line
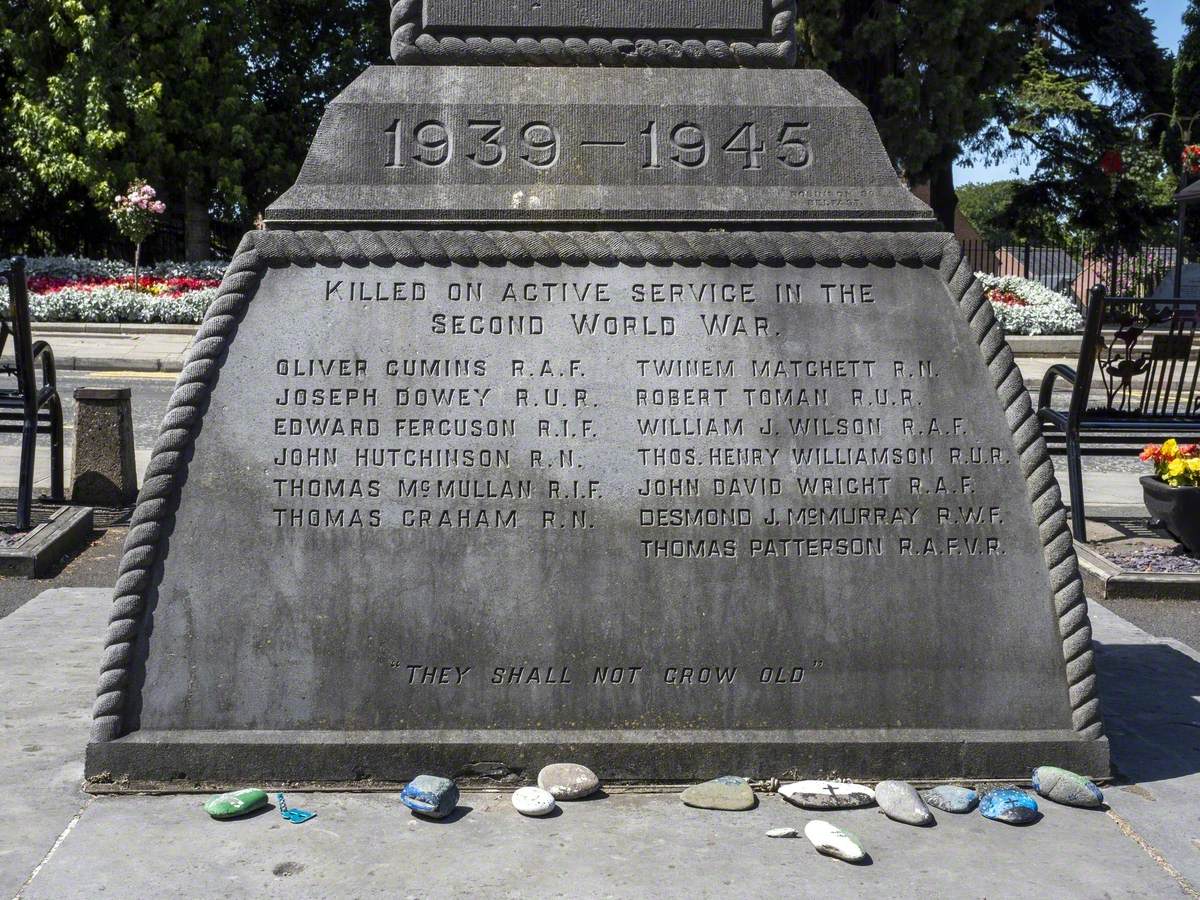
top-left (265, 265), bottom-right (1013, 565)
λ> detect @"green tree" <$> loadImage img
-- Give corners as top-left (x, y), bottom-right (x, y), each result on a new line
top-left (1163, 1), bottom-right (1200, 180)
top-left (957, 181), bottom-right (1021, 244)
top-left (241, 0), bottom-right (388, 218)
top-left (973, 0), bottom-right (1175, 249)
top-left (796, 0), bottom-right (1030, 230)
top-left (108, 0), bottom-right (260, 259)
top-left (0, 0), bottom-right (151, 253)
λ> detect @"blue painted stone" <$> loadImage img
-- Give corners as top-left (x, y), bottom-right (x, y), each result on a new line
top-left (922, 785), bottom-right (979, 814)
top-left (401, 775), bottom-right (459, 819)
top-left (980, 788), bottom-right (1039, 825)
top-left (1032, 766), bottom-right (1104, 809)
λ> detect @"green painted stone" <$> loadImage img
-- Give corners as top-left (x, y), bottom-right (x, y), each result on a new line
top-left (1032, 766), bottom-right (1104, 809)
top-left (680, 776), bottom-right (756, 811)
top-left (204, 789), bottom-right (269, 820)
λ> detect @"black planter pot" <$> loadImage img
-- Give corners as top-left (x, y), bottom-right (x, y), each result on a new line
top-left (1141, 475), bottom-right (1200, 556)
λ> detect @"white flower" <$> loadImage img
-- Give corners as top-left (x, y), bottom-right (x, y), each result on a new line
top-left (975, 273), bottom-right (1084, 336)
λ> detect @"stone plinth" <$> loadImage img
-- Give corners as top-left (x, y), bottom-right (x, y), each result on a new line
top-left (72, 387), bottom-right (137, 507)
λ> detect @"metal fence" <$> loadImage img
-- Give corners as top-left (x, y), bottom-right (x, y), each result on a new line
top-left (960, 239), bottom-right (1188, 303)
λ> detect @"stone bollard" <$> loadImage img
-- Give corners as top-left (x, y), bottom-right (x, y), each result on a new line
top-left (72, 387), bottom-right (138, 506)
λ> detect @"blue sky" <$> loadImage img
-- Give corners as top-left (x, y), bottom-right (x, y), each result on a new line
top-left (955, 0), bottom-right (1188, 184)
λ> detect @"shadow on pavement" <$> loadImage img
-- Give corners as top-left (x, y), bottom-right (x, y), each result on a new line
top-left (1095, 639), bottom-right (1200, 785)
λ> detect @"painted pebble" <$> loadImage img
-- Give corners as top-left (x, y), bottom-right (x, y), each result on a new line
top-left (922, 785), bottom-right (979, 814)
top-left (766, 827), bottom-right (800, 839)
top-left (538, 763), bottom-right (600, 801)
top-left (401, 775), bottom-right (459, 819)
top-left (875, 780), bottom-right (935, 826)
top-left (804, 820), bottom-right (868, 863)
top-left (512, 786), bottom-right (557, 817)
top-left (680, 776), bottom-right (756, 811)
top-left (204, 788), bottom-right (269, 820)
top-left (779, 780), bottom-right (875, 810)
top-left (980, 787), bottom-right (1040, 825)
top-left (1032, 766), bottom-right (1104, 809)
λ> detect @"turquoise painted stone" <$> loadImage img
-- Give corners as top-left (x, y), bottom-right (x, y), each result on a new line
top-left (922, 785), bottom-right (979, 814)
top-left (980, 787), bottom-right (1039, 824)
top-left (402, 775), bottom-right (459, 819)
top-left (680, 776), bottom-right (756, 811)
top-left (1033, 766), bottom-right (1104, 808)
top-left (204, 789), bottom-right (269, 820)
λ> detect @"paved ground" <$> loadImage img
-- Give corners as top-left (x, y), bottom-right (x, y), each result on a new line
top-left (1, 588), bottom-right (1197, 899)
top-left (29, 325), bottom-right (193, 373)
top-left (0, 348), bottom-right (1195, 896)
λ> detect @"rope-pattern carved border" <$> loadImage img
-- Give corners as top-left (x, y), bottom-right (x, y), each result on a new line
top-left (939, 243), bottom-right (1103, 740)
top-left (389, 0), bottom-right (797, 67)
top-left (90, 229), bottom-right (1102, 744)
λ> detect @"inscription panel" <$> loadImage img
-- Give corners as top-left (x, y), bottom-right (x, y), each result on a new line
top-left (423, 0), bottom-right (766, 33)
top-left (138, 261), bottom-right (1074, 736)
top-left (267, 67), bottom-right (934, 225)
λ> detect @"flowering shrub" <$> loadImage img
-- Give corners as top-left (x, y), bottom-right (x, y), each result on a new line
top-left (975, 273), bottom-right (1084, 335)
top-left (27, 275), bottom-right (220, 296)
top-left (1111, 250), bottom-right (1171, 298)
top-left (1184, 145), bottom-right (1200, 177)
top-left (23, 257), bottom-right (227, 282)
top-left (1141, 439), bottom-right (1200, 487)
top-left (110, 182), bottom-right (167, 289)
top-left (27, 286), bottom-right (217, 324)
top-left (1, 257), bottom-right (226, 324)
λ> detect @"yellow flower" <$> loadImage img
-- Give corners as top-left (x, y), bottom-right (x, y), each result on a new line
top-left (1162, 438), bottom-right (1179, 461)
top-left (1166, 458), bottom-right (1187, 481)
top-left (1188, 458), bottom-right (1200, 475)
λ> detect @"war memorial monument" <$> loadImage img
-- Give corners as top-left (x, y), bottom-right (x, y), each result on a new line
top-left (85, 0), bottom-right (1109, 785)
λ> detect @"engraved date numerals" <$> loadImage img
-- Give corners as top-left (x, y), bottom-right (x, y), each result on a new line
top-left (641, 121), bottom-right (812, 171)
top-left (386, 118), bottom-right (560, 170)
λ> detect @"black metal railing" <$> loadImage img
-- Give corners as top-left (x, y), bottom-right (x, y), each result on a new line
top-left (960, 239), bottom-right (1190, 303)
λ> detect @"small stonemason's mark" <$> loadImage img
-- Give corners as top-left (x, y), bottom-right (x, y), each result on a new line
top-left (273, 861), bottom-right (304, 878)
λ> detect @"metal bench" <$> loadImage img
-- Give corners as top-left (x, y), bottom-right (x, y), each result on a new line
top-left (0, 257), bottom-right (65, 530)
top-left (1038, 286), bottom-right (1200, 541)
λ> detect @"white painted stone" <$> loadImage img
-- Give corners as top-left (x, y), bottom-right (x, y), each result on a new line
top-left (537, 763), bottom-right (600, 800)
top-left (779, 780), bottom-right (876, 810)
top-left (765, 827), bottom-right (799, 838)
top-left (804, 820), bottom-right (867, 863)
top-left (512, 786), bottom-right (557, 817)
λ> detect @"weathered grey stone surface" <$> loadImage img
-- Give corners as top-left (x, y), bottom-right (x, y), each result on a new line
top-left (389, 0), bottom-right (798, 68)
top-left (88, 0), bottom-right (1105, 786)
top-left (86, 231), bottom-right (1107, 783)
top-left (71, 387), bottom-right (137, 506)
top-left (266, 66), bottom-right (934, 228)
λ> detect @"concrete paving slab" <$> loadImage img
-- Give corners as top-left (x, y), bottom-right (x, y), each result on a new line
top-left (0, 588), bottom-right (109, 899)
top-left (17, 790), bottom-right (1186, 899)
top-left (5, 591), bottom-right (1200, 899)
top-left (1093, 603), bottom-right (1200, 890)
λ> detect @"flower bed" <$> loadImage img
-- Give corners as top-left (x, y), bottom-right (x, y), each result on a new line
top-left (974, 273), bottom-right (1084, 336)
top-left (2, 258), bottom-right (227, 324)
